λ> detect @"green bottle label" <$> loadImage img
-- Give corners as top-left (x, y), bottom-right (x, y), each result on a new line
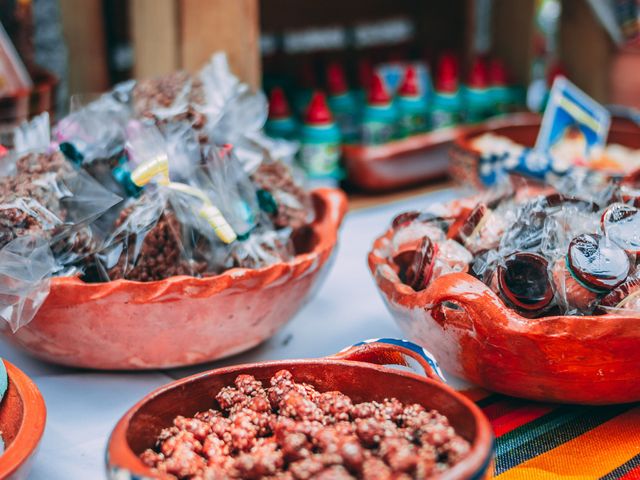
top-left (431, 109), bottom-right (460, 130)
top-left (361, 121), bottom-right (396, 145)
top-left (299, 142), bottom-right (342, 178)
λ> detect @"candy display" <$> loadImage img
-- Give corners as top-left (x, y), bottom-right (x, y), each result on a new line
top-left (0, 54), bottom-right (315, 333)
top-left (384, 177), bottom-right (640, 317)
top-left (140, 370), bottom-right (470, 479)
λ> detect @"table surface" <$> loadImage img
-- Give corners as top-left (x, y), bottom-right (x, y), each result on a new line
top-left (3, 184), bottom-right (640, 479)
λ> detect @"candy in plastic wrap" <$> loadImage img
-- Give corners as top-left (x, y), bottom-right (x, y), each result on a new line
top-left (551, 233), bottom-right (631, 314)
top-left (196, 53), bottom-right (268, 146)
top-left (488, 252), bottom-right (555, 318)
top-left (601, 203), bottom-right (640, 255)
top-left (596, 276), bottom-right (640, 315)
top-left (96, 191), bottom-right (208, 282)
top-left (251, 158), bottom-right (313, 230)
top-left (447, 203), bottom-right (509, 254)
top-left (132, 71), bottom-right (206, 132)
top-left (0, 235), bottom-right (57, 332)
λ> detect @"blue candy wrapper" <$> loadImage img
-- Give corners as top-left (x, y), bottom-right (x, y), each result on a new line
top-left (536, 77), bottom-right (610, 157)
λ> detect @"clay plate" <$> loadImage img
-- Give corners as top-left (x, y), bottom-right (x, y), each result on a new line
top-left (0, 188), bottom-right (348, 370)
top-left (369, 217), bottom-right (640, 405)
top-left (106, 338), bottom-right (494, 480)
top-left (0, 360), bottom-right (47, 480)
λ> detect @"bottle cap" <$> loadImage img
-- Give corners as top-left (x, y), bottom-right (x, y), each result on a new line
top-left (489, 58), bottom-right (509, 87)
top-left (268, 87), bottom-right (291, 120)
top-left (305, 91), bottom-right (333, 125)
top-left (435, 53), bottom-right (459, 93)
top-left (327, 62), bottom-right (349, 95)
top-left (468, 57), bottom-right (489, 89)
top-left (398, 65), bottom-right (420, 97)
top-left (368, 72), bottom-right (392, 106)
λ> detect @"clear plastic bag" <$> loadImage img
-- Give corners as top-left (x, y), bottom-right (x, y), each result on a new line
top-left (0, 235), bottom-right (56, 332)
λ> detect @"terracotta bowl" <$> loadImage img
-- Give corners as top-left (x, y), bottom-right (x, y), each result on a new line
top-left (450, 113), bottom-right (640, 189)
top-left (0, 360), bottom-right (47, 480)
top-left (0, 188), bottom-right (348, 370)
top-left (106, 338), bottom-right (494, 480)
top-left (369, 219), bottom-right (640, 405)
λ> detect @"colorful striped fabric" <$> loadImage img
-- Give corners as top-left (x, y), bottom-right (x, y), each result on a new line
top-left (465, 389), bottom-right (640, 479)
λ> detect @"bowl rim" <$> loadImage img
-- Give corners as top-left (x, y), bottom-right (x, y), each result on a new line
top-left (0, 361), bottom-right (47, 479)
top-left (47, 187), bottom-right (348, 301)
top-left (368, 222), bottom-right (640, 333)
top-left (106, 358), bottom-right (494, 480)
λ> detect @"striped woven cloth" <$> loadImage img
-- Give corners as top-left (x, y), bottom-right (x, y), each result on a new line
top-left (465, 389), bottom-right (640, 479)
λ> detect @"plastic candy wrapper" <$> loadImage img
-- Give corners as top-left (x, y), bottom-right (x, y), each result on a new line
top-left (386, 177), bottom-right (640, 317)
top-left (0, 235), bottom-right (57, 332)
top-left (93, 189), bottom-right (209, 282)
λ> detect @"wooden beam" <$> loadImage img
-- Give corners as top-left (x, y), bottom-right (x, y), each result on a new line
top-left (179, 0), bottom-right (260, 88)
top-left (131, 0), bottom-right (179, 79)
top-left (59, 0), bottom-right (109, 95)
top-left (560, 0), bottom-right (613, 102)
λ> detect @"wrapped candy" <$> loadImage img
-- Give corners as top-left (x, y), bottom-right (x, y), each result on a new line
top-left (596, 276), bottom-right (640, 314)
top-left (488, 252), bottom-right (555, 318)
top-left (601, 203), bottom-right (640, 256)
top-left (551, 233), bottom-right (631, 314)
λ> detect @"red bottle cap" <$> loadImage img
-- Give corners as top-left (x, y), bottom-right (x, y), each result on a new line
top-left (398, 65), bottom-right (421, 97)
top-left (468, 57), bottom-right (489, 89)
top-left (305, 91), bottom-right (333, 125)
top-left (268, 87), bottom-right (291, 120)
top-left (326, 62), bottom-right (348, 95)
top-left (435, 53), bottom-right (459, 93)
top-left (368, 72), bottom-right (392, 106)
top-left (358, 58), bottom-right (374, 91)
top-left (489, 58), bottom-right (509, 86)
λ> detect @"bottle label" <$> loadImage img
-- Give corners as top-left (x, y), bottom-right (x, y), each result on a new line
top-left (431, 109), bottom-right (460, 130)
top-left (299, 142), bottom-right (342, 178)
top-left (361, 121), bottom-right (396, 145)
top-left (399, 113), bottom-right (429, 137)
top-left (334, 112), bottom-right (360, 142)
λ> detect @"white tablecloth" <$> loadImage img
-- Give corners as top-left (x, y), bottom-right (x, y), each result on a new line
top-left (1, 186), bottom-right (463, 479)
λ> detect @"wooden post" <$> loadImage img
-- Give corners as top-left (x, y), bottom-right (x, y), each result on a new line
top-left (131, 0), bottom-right (261, 89)
top-left (59, 0), bottom-right (110, 94)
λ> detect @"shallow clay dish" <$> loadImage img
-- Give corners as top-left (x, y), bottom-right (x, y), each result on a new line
top-left (0, 360), bottom-right (47, 480)
top-left (342, 127), bottom-right (462, 192)
top-left (106, 338), bottom-right (494, 480)
top-left (0, 188), bottom-right (347, 370)
top-left (369, 220), bottom-right (640, 405)
top-left (450, 113), bottom-right (640, 189)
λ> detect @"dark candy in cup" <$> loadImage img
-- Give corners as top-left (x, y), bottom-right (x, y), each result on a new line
top-left (403, 237), bottom-right (438, 291)
top-left (567, 233), bottom-right (630, 293)
top-left (601, 203), bottom-right (640, 255)
top-left (497, 252), bottom-right (554, 313)
top-left (448, 203), bottom-right (489, 245)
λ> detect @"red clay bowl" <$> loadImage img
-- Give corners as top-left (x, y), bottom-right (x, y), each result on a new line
top-left (369, 221), bottom-right (640, 405)
top-left (0, 361), bottom-right (47, 480)
top-left (0, 188), bottom-right (348, 370)
top-left (450, 113), bottom-right (640, 189)
top-left (106, 338), bottom-right (494, 480)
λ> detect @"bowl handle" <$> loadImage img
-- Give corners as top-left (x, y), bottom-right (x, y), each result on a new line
top-left (424, 272), bottom-right (510, 334)
top-left (331, 338), bottom-right (446, 383)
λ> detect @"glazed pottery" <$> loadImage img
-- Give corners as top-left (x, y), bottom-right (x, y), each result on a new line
top-left (107, 338), bottom-right (494, 480)
top-left (0, 361), bottom-right (46, 480)
top-left (0, 188), bottom-right (348, 370)
top-left (342, 128), bottom-right (460, 192)
top-left (369, 221), bottom-right (640, 404)
top-left (450, 113), bottom-right (640, 189)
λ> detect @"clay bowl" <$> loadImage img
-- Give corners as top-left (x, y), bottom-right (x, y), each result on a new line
top-left (0, 188), bottom-right (348, 370)
top-left (450, 112), bottom-right (640, 189)
top-left (0, 360), bottom-right (47, 480)
top-left (107, 338), bottom-right (494, 479)
top-left (369, 220), bottom-right (640, 405)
